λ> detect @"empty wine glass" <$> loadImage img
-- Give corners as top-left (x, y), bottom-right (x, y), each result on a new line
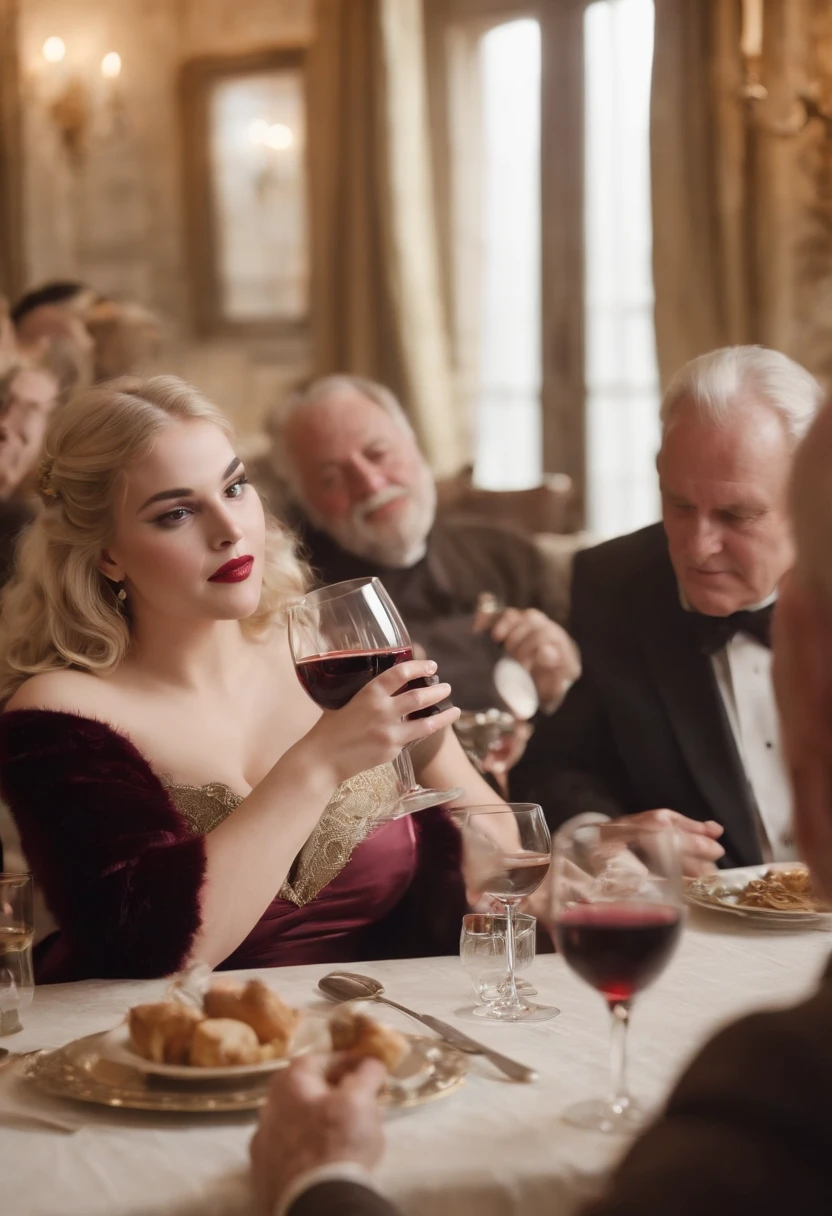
top-left (550, 821), bottom-right (683, 1133)
top-left (288, 577), bottom-right (463, 819)
top-left (455, 804), bottom-right (558, 1022)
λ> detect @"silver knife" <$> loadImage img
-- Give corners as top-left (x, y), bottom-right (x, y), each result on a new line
top-left (415, 1012), bottom-right (538, 1083)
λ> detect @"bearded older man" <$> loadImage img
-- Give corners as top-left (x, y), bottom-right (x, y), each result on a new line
top-left (262, 375), bottom-right (581, 724)
top-left (512, 345), bottom-right (823, 875)
top-left (250, 379), bottom-right (832, 1216)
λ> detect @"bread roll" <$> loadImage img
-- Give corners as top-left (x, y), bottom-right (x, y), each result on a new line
top-left (329, 1009), bottom-right (409, 1073)
top-left (189, 1018), bottom-right (262, 1067)
top-left (204, 979), bottom-right (300, 1050)
top-left (128, 1002), bottom-right (204, 1064)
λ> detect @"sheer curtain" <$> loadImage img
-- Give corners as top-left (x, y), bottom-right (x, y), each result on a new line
top-left (584, 0), bottom-right (660, 536)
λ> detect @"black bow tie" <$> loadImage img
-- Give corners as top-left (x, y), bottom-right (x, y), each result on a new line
top-left (690, 604), bottom-right (774, 655)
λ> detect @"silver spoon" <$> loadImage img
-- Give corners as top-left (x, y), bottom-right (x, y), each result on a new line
top-left (319, 971), bottom-right (538, 1083)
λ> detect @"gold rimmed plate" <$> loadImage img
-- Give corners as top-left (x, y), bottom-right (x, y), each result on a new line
top-left (24, 1032), bottom-right (467, 1115)
top-left (686, 864), bottom-right (830, 927)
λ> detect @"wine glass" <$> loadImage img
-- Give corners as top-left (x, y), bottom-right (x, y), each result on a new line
top-left (288, 577), bottom-right (463, 819)
top-left (455, 804), bottom-right (558, 1022)
top-left (0, 873), bottom-right (34, 1036)
top-left (550, 821), bottom-right (683, 1133)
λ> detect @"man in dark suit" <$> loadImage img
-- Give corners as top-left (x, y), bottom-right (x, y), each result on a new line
top-left (512, 346), bottom-right (824, 874)
top-left (249, 392), bottom-right (832, 1216)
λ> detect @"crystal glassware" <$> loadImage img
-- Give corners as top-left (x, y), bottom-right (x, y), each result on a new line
top-left (288, 577), bottom-right (463, 820)
top-left (550, 821), bottom-right (684, 1132)
top-left (455, 803), bottom-right (558, 1021)
top-left (460, 911), bottom-right (537, 1006)
top-left (0, 873), bottom-right (34, 1035)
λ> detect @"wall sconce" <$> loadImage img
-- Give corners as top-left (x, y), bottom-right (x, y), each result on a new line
top-left (40, 38), bottom-right (124, 164)
top-left (740, 0), bottom-right (832, 137)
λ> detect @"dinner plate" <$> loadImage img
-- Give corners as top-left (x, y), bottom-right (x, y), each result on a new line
top-left (685, 863), bottom-right (830, 927)
top-left (25, 1031), bottom-right (467, 1114)
top-left (99, 1016), bottom-right (327, 1080)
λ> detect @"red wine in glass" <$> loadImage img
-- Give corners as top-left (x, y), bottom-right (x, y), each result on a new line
top-left (554, 902), bottom-right (682, 1004)
top-left (289, 577), bottom-right (463, 818)
top-left (295, 646), bottom-right (440, 718)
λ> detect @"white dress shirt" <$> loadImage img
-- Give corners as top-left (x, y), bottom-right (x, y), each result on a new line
top-left (710, 632), bottom-right (795, 862)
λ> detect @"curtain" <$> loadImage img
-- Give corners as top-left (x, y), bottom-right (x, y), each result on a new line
top-left (650, 0), bottom-right (819, 389)
top-left (0, 0), bottom-right (23, 300)
top-left (307, 0), bottom-right (466, 475)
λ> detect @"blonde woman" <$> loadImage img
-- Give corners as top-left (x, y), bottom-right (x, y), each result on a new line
top-left (0, 376), bottom-right (495, 981)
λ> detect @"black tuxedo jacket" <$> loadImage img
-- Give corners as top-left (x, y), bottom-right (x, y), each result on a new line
top-left (511, 523), bottom-right (764, 868)
top-left (289, 955), bottom-right (832, 1216)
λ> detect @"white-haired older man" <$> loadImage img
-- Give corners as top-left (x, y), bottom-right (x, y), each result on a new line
top-left (262, 375), bottom-right (580, 721)
top-left (513, 345), bottom-right (823, 874)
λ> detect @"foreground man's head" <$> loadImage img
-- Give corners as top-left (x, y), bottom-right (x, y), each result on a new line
top-left (657, 346), bottom-right (822, 617)
top-left (774, 399), bottom-right (832, 899)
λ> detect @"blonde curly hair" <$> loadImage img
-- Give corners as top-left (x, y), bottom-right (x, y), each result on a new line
top-left (0, 375), bottom-right (308, 699)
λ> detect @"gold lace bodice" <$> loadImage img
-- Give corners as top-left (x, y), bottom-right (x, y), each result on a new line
top-left (162, 763), bottom-right (401, 908)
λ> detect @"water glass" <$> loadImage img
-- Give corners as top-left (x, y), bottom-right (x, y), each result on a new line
top-left (461, 911), bottom-right (536, 1006)
top-left (0, 872), bottom-right (34, 1035)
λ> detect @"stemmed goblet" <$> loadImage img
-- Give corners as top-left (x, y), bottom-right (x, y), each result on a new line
top-left (455, 804), bottom-right (558, 1022)
top-left (288, 577), bottom-right (463, 820)
top-left (550, 820), bottom-right (683, 1132)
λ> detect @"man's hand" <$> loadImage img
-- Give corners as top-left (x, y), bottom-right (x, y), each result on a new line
top-left (479, 607), bottom-right (581, 710)
top-left (250, 1054), bottom-right (387, 1215)
top-left (627, 809), bottom-right (725, 877)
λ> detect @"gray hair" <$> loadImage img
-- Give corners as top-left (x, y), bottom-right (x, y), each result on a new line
top-left (660, 346), bottom-right (823, 446)
top-left (266, 374), bottom-right (415, 498)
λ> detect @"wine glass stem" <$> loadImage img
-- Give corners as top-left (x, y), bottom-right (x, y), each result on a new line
top-left (394, 743), bottom-right (421, 794)
top-left (503, 899), bottom-right (520, 1004)
top-left (608, 1000), bottom-right (632, 1112)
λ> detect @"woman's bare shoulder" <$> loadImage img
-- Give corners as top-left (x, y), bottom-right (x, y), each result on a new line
top-left (5, 668), bottom-right (111, 716)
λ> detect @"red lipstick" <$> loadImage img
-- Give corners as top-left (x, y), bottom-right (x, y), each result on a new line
top-left (209, 555), bottom-right (254, 583)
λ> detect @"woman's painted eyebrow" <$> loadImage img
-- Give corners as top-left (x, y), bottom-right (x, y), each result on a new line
top-left (138, 457), bottom-right (241, 512)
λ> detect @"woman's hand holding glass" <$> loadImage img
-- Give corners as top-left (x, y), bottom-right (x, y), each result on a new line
top-left (289, 578), bottom-right (465, 818)
top-left (300, 658), bottom-right (460, 787)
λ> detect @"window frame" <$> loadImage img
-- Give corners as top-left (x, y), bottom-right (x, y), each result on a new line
top-left (440, 0), bottom-right (592, 526)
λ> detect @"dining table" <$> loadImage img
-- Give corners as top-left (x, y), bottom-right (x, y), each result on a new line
top-left (1, 906), bottom-right (829, 1216)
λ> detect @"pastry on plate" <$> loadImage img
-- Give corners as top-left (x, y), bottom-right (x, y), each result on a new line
top-left (204, 979), bottom-right (301, 1052)
top-left (189, 1017), bottom-right (262, 1067)
top-left (128, 1001), bottom-right (204, 1065)
top-left (329, 1008), bottom-right (409, 1073)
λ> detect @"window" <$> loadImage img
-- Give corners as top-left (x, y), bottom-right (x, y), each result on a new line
top-left (584, 0), bottom-right (659, 536)
top-left (446, 1), bottom-right (658, 529)
top-left (473, 19), bottom-right (542, 490)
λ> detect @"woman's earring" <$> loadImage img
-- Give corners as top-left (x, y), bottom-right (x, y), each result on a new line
top-left (117, 584), bottom-right (127, 603)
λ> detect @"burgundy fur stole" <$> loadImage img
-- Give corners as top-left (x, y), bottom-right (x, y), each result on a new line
top-left (0, 709), bottom-right (206, 982)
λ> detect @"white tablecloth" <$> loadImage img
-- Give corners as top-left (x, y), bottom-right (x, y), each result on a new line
top-left (2, 908), bottom-right (829, 1216)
